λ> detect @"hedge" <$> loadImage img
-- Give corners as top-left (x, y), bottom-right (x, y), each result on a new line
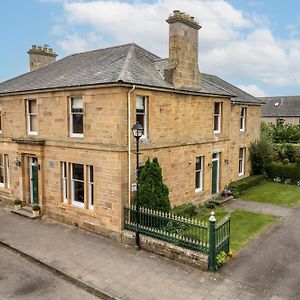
top-left (265, 162), bottom-right (300, 183)
top-left (226, 175), bottom-right (265, 198)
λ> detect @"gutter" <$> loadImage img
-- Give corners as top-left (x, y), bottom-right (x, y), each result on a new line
top-left (127, 85), bottom-right (135, 207)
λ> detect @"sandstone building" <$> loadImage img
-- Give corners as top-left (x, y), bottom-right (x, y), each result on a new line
top-left (0, 11), bottom-right (262, 238)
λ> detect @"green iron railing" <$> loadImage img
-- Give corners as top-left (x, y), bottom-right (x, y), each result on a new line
top-left (215, 216), bottom-right (230, 255)
top-left (124, 206), bottom-right (231, 271)
top-left (124, 206), bottom-right (209, 253)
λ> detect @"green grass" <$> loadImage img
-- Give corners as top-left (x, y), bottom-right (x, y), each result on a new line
top-left (180, 206), bottom-right (278, 254)
top-left (241, 181), bottom-right (300, 207)
top-left (229, 210), bottom-right (278, 253)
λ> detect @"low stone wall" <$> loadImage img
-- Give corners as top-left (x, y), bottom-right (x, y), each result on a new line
top-left (121, 230), bottom-right (208, 270)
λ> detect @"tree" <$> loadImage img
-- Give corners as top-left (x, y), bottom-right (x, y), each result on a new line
top-left (249, 133), bottom-right (273, 175)
top-left (138, 157), bottom-right (170, 212)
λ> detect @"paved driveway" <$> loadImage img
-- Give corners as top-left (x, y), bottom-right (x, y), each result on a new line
top-left (221, 203), bottom-right (300, 299)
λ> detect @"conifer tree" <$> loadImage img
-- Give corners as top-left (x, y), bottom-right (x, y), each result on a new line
top-left (138, 157), bottom-right (170, 212)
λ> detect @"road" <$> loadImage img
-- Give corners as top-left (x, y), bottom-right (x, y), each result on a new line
top-left (0, 245), bottom-right (99, 300)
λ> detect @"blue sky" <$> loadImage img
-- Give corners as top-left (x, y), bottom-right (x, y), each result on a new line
top-left (1, 0), bottom-right (300, 96)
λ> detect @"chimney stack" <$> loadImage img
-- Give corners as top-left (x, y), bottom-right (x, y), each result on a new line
top-left (165, 10), bottom-right (202, 90)
top-left (27, 44), bottom-right (58, 71)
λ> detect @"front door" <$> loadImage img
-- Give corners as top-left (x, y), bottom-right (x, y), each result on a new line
top-left (29, 157), bottom-right (39, 204)
top-left (212, 153), bottom-right (219, 194)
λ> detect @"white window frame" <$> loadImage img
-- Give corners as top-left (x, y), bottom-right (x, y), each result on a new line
top-left (240, 107), bottom-right (247, 132)
top-left (61, 162), bottom-right (68, 204)
top-left (136, 96), bottom-right (148, 139)
top-left (88, 165), bottom-right (94, 210)
top-left (4, 154), bottom-right (9, 189)
top-left (195, 156), bottom-right (204, 192)
top-left (70, 163), bottom-right (85, 208)
top-left (239, 147), bottom-right (245, 176)
top-left (213, 102), bottom-right (222, 134)
top-left (69, 96), bottom-right (84, 138)
top-left (26, 99), bottom-right (38, 135)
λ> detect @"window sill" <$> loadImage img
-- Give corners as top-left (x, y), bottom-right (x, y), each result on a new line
top-left (70, 134), bottom-right (84, 138)
top-left (28, 132), bottom-right (38, 136)
top-left (195, 189), bottom-right (203, 194)
top-left (58, 202), bottom-right (96, 216)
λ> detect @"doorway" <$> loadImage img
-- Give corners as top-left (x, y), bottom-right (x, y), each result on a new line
top-left (211, 153), bottom-right (220, 194)
top-left (29, 157), bottom-right (39, 204)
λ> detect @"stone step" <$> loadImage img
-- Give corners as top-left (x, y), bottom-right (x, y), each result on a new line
top-left (209, 196), bottom-right (234, 205)
top-left (11, 207), bottom-right (40, 219)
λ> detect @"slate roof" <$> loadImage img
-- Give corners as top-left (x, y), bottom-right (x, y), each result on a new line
top-left (260, 96), bottom-right (300, 117)
top-left (0, 43), bottom-right (261, 104)
top-left (202, 73), bottom-right (262, 104)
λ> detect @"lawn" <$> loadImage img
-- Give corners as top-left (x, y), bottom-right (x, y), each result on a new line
top-left (240, 181), bottom-right (300, 207)
top-left (172, 205), bottom-right (278, 254)
top-left (195, 207), bottom-right (278, 253)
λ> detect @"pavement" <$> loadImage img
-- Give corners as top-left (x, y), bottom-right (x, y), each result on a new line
top-left (0, 245), bottom-right (99, 300)
top-left (0, 200), bottom-right (299, 300)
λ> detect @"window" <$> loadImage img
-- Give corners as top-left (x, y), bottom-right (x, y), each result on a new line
top-left (27, 99), bottom-right (38, 135)
top-left (136, 96), bottom-right (147, 138)
top-left (88, 166), bottom-right (94, 209)
top-left (240, 107), bottom-right (247, 131)
top-left (239, 148), bottom-right (245, 176)
top-left (213, 102), bottom-right (222, 133)
top-left (4, 155), bottom-right (9, 189)
top-left (71, 163), bottom-right (85, 208)
top-left (70, 96), bottom-right (83, 137)
top-left (195, 156), bottom-right (204, 192)
top-left (62, 162), bottom-right (94, 209)
top-left (0, 155), bottom-right (3, 187)
top-left (61, 162), bottom-right (68, 203)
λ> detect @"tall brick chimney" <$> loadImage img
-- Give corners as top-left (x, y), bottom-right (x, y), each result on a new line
top-left (165, 10), bottom-right (202, 90)
top-left (27, 45), bottom-right (57, 71)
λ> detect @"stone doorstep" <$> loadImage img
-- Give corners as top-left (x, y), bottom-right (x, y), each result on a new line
top-left (209, 196), bottom-right (234, 205)
top-left (10, 206), bottom-right (40, 220)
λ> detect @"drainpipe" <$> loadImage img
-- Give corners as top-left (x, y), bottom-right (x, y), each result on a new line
top-left (128, 85), bottom-right (136, 207)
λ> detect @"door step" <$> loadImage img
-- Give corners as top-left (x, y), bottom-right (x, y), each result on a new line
top-left (11, 206), bottom-right (40, 219)
top-left (209, 195), bottom-right (234, 205)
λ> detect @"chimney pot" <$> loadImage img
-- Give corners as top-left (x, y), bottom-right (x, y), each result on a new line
top-left (27, 44), bottom-right (57, 72)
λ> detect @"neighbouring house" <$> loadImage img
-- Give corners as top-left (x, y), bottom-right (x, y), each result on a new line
top-left (260, 96), bottom-right (300, 125)
top-left (0, 11), bottom-right (262, 239)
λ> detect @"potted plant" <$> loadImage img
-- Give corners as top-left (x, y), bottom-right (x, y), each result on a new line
top-left (14, 199), bottom-right (22, 210)
top-left (32, 204), bottom-right (40, 217)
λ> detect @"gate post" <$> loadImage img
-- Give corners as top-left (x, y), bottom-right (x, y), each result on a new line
top-left (209, 211), bottom-right (216, 272)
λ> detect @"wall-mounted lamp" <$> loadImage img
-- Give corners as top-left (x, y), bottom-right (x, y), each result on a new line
top-left (208, 162), bottom-right (213, 169)
top-left (15, 158), bottom-right (21, 167)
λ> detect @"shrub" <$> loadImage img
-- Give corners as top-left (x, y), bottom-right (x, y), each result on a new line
top-left (14, 199), bottom-right (22, 205)
top-left (265, 162), bottom-right (300, 183)
top-left (172, 203), bottom-right (197, 218)
top-left (32, 204), bottom-right (40, 211)
top-left (282, 158), bottom-right (289, 165)
top-left (138, 157), bottom-right (170, 212)
top-left (216, 251), bottom-right (229, 267)
top-left (249, 135), bottom-right (273, 175)
top-left (205, 202), bottom-right (216, 209)
top-left (226, 175), bottom-right (265, 198)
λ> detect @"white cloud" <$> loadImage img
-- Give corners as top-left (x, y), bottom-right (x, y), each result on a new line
top-left (237, 84), bottom-right (267, 97)
top-left (58, 32), bottom-right (108, 53)
top-left (48, 0), bottom-right (300, 90)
